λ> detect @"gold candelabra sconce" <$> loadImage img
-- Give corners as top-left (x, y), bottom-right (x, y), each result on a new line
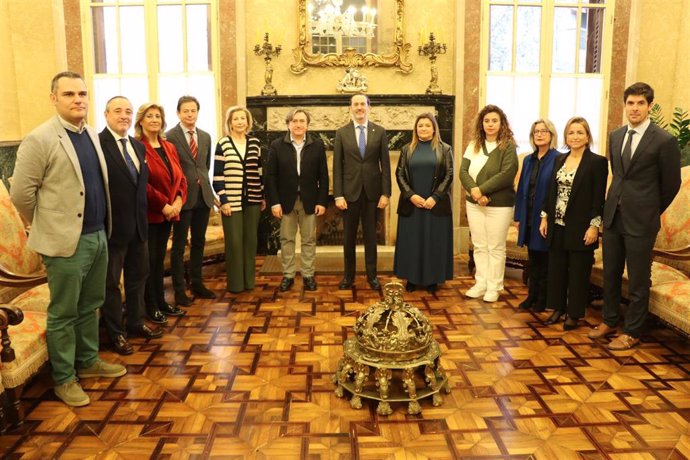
top-left (418, 32), bottom-right (446, 95)
top-left (254, 33), bottom-right (282, 96)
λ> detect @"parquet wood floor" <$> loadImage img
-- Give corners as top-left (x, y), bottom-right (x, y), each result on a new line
top-left (1, 258), bottom-right (689, 459)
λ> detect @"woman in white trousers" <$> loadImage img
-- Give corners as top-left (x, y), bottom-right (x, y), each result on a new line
top-left (460, 105), bottom-right (519, 302)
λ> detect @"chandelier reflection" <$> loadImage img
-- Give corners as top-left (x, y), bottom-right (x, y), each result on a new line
top-left (308, 0), bottom-right (376, 39)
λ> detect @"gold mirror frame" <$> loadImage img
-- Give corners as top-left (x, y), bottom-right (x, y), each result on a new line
top-left (290, 0), bottom-right (413, 74)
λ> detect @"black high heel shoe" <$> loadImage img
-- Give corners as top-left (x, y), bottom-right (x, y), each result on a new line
top-left (544, 310), bottom-right (566, 326)
top-left (563, 317), bottom-right (579, 331)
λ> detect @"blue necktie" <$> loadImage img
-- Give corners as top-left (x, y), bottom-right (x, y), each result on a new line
top-left (357, 125), bottom-right (366, 158)
top-left (119, 138), bottom-right (139, 182)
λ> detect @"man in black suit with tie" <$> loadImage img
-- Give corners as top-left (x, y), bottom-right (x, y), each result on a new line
top-left (333, 94), bottom-right (391, 289)
top-left (265, 108), bottom-right (329, 292)
top-left (589, 82), bottom-right (681, 350)
top-left (100, 96), bottom-right (163, 355)
top-left (166, 96), bottom-right (217, 305)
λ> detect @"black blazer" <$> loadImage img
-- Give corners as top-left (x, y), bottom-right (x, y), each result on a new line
top-left (165, 123), bottom-right (215, 210)
top-left (396, 141), bottom-right (453, 217)
top-left (332, 121), bottom-right (391, 202)
top-left (543, 149), bottom-right (608, 251)
top-left (265, 133), bottom-right (329, 214)
top-left (99, 128), bottom-right (149, 246)
top-left (603, 122), bottom-right (681, 237)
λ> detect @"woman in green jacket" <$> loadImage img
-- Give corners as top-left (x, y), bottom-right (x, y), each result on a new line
top-left (460, 105), bottom-right (519, 302)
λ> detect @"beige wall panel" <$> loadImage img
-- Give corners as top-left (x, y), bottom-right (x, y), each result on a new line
top-left (634, 0), bottom-right (683, 113)
top-left (0, 1), bottom-right (20, 141)
top-left (245, 0), bottom-right (456, 96)
top-left (1, 0), bottom-right (67, 140)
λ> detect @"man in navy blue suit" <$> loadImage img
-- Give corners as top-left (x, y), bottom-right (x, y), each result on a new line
top-left (100, 96), bottom-right (163, 355)
top-left (589, 82), bottom-right (681, 349)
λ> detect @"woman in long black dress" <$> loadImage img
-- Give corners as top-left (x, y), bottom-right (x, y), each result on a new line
top-left (394, 113), bottom-right (453, 293)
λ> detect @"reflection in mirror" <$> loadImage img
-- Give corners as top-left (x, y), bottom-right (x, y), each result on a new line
top-left (292, 0), bottom-right (412, 74)
top-left (308, 0), bottom-right (377, 55)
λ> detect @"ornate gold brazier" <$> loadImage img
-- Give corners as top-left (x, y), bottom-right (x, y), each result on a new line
top-left (334, 282), bottom-right (450, 415)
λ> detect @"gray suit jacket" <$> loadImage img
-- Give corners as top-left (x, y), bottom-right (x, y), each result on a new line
top-left (333, 120), bottom-right (391, 202)
top-left (603, 122), bottom-right (681, 237)
top-left (11, 115), bottom-right (112, 257)
top-left (165, 123), bottom-right (215, 210)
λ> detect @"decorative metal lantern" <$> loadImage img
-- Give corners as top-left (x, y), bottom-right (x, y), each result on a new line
top-left (334, 282), bottom-right (450, 415)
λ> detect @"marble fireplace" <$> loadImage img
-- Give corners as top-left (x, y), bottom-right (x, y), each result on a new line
top-left (248, 95), bottom-right (455, 255)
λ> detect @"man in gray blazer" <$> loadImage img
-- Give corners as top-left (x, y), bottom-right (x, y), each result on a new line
top-left (11, 71), bottom-right (126, 407)
top-left (166, 96), bottom-right (217, 305)
top-left (333, 94), bottom-right (391, 289)
top-left (589, 82), bottom-right (681, 350)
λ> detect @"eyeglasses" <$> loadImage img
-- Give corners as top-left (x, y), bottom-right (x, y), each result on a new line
top-left (533, 129), bottom-right (551, 135)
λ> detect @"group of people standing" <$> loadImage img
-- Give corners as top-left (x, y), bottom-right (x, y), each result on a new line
top-left (463, 82), bottom-right (681, 351)
top-left (9, 71), bottom-right (680, 409)
top-left (10, 72), bottom-right (226, 406)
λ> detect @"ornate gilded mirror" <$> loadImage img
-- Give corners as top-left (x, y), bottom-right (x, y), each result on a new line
top-left (291, 0), bottom-right (413, 74)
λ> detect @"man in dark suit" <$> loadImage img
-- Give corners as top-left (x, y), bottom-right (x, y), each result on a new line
top-left (333, 94), bottom-right (391, 289)
top-left (589, 82), bottom-right (681, 350)
top-left (166, 96), bottom-right (217, 306)
top-left (100, 96), bottom-right (163, 355)
top-left (265, 108), bottom-right (329, 292)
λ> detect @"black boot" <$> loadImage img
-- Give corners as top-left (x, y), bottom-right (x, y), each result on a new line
top-left (519, 295), bottom-right (536, 310)
top-left (531, 251), bottom-right (548, 312)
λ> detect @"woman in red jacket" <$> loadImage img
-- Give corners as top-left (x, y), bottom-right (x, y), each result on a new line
top-left (134, 103), bottom-right (188, 325)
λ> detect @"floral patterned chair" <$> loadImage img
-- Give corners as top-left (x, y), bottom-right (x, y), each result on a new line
top-left (0, 181), bottom-right (49, 429)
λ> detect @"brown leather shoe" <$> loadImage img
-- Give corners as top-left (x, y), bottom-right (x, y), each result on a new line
top-left (607, 334), bottom-right (640, 350)
top-left (588, 323), bottom-right (616, 339)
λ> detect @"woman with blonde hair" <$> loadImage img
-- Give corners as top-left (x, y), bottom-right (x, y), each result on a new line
top-left (213, 106), bottom-right (265, 293)
top-left (539, 116), bottom-right (607, 330)
top-left (514, 119), bottom-right (562, 312)
top-left (460, 104), bottom-right (519, 302)
top-left (394, 112), bottom-right (454, 293)
top-left (135, 102), bottom-right (187, 324)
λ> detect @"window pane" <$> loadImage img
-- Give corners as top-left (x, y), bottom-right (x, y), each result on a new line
top-left (120, 6), bottom-right (146, 74)
top-left (158, 5), bottom-right (184, 73)
top-left (552, 7), bottom-right (577, 73)
top-left (93, 76), bottom-right (149, 133)
top-left (92, 6), bottom-right (118, 74)
top-left (158, 74), bottom-right (218, 141)
top-left (486, 75), bottom-right (541, 153)
top-left (312, 35), bottom-right (337, 54)
top-left (186, 4), bottom-right (211, 71)
top-left (515, 6), bottom-right (541, 72)
top-left (489, 5), bottom-right (513, 71)
top-left (579, 7), bottom-right (605, 73)
top-left (548, 76), bottom-right (603, 152)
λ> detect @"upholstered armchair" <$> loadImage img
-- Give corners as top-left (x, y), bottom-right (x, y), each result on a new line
top-left (0, 181), bottom-right (50, 429)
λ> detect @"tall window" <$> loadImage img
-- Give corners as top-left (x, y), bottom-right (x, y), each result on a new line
top-left (82, 0), bottom-right (219, 140)
top-left (482, 0), bottom-right (612, 153)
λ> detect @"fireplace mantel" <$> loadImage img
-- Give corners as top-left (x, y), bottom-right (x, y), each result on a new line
top-left (248, 95), bottom-right (456, 254)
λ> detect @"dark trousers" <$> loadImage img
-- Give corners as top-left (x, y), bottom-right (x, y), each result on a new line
top-left (102, 238), bottom-right (149, 341)
top-left (526, 248), bottom-right (549, 307)
top-left (145, 221), bottom-right (173, 311)
top-left (343, 192), bottom-right (378, 280)
top-left (602, 210), bottom-right (656, 337)
top-left (171, 195), bottom-right (211, 293)
top-left (546, 225), bottom-right (594, 319)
